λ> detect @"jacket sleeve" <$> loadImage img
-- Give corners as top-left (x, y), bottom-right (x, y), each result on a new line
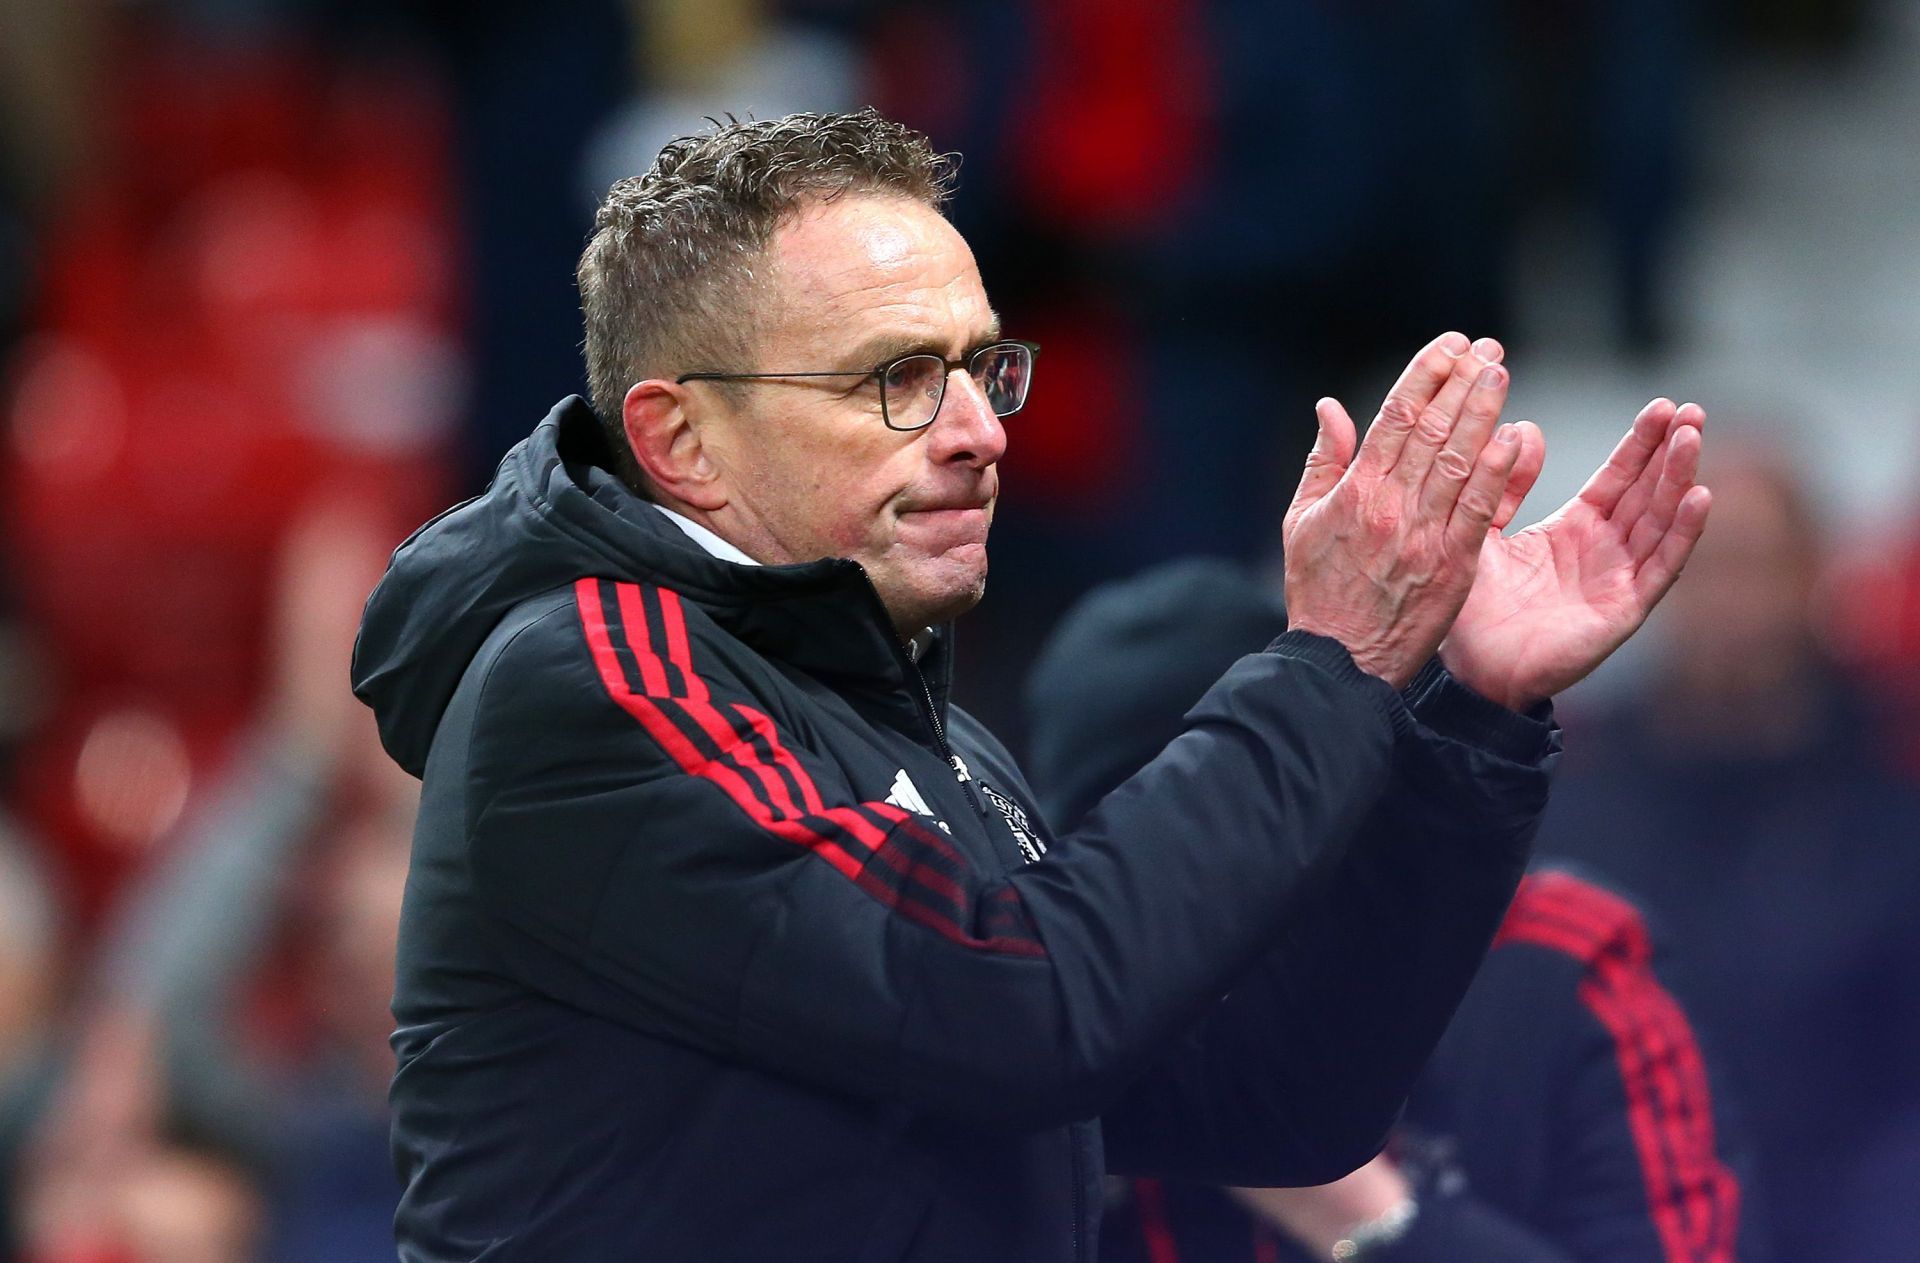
top-left (461, 578), bottom-right (1404, 1131)
top-left (1484, 875), bottom-right (1743, 1262)
top-left (1100, 660), bottom-right (1558, 1185)
top-left (1379, 1038), bottom-right (1735, 1263)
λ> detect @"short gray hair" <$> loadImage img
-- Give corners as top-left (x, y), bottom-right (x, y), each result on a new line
top-left (576, 109), bottom-right (959, 486)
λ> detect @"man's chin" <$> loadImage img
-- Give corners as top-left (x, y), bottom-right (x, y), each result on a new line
top-left (880, 558), bottom-right (989, 633)
top-left (925, 579), bottom-right (987, 626)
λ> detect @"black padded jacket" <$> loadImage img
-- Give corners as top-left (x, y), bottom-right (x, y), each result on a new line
top-left (350, 398), bottom-right (1560, 1262)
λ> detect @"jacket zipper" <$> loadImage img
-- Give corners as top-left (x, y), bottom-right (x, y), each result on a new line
top-left (1070, 1127), bottom-right (1085, 1263)
top-left (903, 654), bottom-right (988, 820)
top-left (903, 656), bottom-right (1051, 863)
top-left (912, 652), bottom-right (1069, 1254)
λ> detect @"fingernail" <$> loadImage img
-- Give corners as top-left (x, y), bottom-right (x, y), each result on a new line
top-left (1472, 337), bottom-right (1502, 361)
top-left (1496, 424), bottom-right (1517, 443)
top-left (1477, 365), bottom-right (1504, 388)
top-left (1439, 332), bottom-right (1469, 357)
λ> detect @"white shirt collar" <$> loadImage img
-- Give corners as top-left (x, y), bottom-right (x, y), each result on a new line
top-left (651, 503), bottom-right (761, 566)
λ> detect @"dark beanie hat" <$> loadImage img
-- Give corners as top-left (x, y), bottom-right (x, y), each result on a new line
top-left (1023, 557), bottom-right (1288, 834)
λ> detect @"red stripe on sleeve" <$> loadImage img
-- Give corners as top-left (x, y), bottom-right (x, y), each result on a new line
top-left (1132, 1179), bottom-right (1183, 1263)
top-left (614, 582), bottom-right (814, 828)
top-left (578, 580), bottom-right (701, 769)
top-left (576, 578), bottom-right (866, 880)
top-left (574, 578), bottom-right (1044, 957)
top-left (1495, 873), bottom-right (1739, 1262)
top-left (1582, 963), bottom-right (1700, 1258)
top-left (733, 702), bottom-right (827, 814)
top-left (656, 586), bottom-right (711, 703)
top-left (635, 582), bottom-right (889, 851)
top-left (1514, 876), bottom-right (1738, 1259)
top-left (610, 576), bottom-right (672, 696)
top-left (644, 584), bottom-right (982, 877)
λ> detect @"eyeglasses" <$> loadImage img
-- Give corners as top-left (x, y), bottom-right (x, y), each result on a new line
top-left (676, 339), bottom-right (1039, 432)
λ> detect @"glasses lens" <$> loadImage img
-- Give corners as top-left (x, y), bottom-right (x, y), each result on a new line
top-left (972, 343), bottom-right (1033, 417)
top-left (882, 354), bottom-right (946, 430)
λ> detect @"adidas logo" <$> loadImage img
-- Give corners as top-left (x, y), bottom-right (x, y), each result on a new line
top-left (885, 768), bottom-right (933, 817)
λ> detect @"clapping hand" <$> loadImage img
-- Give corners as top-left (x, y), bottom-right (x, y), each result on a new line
top-left (1293, 333), bottom-right (1712, 710)
top-left (1282, 332), bottom-right (1521, 689)
top-left (1438, 397), bottom-right (1712, 711)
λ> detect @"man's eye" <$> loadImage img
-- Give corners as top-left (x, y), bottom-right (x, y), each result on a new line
top-left (883, 355), bottom-right (944, 397)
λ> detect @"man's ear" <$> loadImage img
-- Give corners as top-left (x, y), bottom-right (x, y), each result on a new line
top-left (623, 379), bottom-right (726, 511)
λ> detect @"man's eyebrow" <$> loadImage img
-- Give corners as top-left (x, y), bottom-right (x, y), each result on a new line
top-left (842, 316), bottom-right (1005, 371)
top-left (841, 332), bottom-right (936, 371)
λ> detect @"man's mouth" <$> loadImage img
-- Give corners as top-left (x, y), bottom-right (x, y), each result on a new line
top-left (896, 500), bottom-right (994, 544)
top-left (901, 501), bottom-right (991, 514)
top-left (898, 483), bottom-right (996, 516)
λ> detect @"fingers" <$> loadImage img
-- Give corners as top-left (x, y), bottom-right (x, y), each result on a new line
top-left (1383, 331), bottom-right (1479, 419)
top-left (1627, 423), bottom-right (1703, 561)
top-left (1416, 357), bottom-right (1510, 519)
top-left (1633, 484), bottom-right (1713, 608)
top-left (1492, 420), bottom-right (1545, 530)
top-left (1285, 396), bottom-right (1359, 526)
top-left (1576, 398), bottom-right (1678, 518)
top-left (1446, 423), bottom-right (1523, 554)
top-left (1349, 331), bottom-right (1473, 480)
top-left (1612, 401), bottom-right (1704, 530)
top-left (1314, 396), bottom-right (1359, 466)
top-left (1390, 337), bottom-right (1505, 488)
top-left (1609, 399), bottom-right (1709, 607)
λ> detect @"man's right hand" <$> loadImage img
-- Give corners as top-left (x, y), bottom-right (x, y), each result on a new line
top-left (1281, 331), bottom-right (1521, 689)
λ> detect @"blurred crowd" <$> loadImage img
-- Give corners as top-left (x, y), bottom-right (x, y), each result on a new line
top-left (1, 0), bottom-right (1918, 1260)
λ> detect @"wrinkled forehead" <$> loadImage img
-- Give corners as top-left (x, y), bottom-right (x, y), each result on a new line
top-left (760, 193), bottom-right (993, 361)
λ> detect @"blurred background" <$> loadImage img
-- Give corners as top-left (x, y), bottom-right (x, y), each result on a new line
top-left (1, 0), bottom-right (1917, 1259)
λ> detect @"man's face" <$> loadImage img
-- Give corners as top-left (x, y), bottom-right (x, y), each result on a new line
top-left (694, 193), bottom-right (1007, 633)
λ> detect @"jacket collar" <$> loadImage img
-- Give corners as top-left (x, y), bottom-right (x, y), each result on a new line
top-left (543, 399), bottom-right (955, 719)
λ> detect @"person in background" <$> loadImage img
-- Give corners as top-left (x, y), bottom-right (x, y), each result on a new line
top-left (1025, 559), bottom-right (1745, 1263)
top-left (11, 1007), bottom-right (266, 1263)
top-left (0, 831), bottom-right (62, 1263)
top-left (9, 499), bottom-right (410, 1263)
top-left (1829, 460), bottom-right (1920, 775)
top-left (1536, 442), bottom-right (1920, 1263)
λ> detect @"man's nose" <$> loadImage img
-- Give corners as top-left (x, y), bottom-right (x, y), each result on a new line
top-left (924, 369), bottom-right (1007, 467)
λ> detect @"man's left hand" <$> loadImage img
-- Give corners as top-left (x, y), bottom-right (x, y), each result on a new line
top-left (1438, 399), bottom-right (1713, 712)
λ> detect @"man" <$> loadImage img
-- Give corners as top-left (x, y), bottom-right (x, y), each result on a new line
top-left (351, 110), bottom-right (1710, 1261)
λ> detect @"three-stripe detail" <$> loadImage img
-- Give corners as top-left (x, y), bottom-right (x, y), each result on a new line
top-left (1496, 871), bottom-right (1740, 1262)
top-left (574, 577), bottom-right (1045, 958)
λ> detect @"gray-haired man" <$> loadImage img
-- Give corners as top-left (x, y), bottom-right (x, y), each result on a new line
top-left (353, 109), bottom-right (1708, 1261)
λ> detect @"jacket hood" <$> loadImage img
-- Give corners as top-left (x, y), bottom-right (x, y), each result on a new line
top-left (353, 396), bottom-right (939, 776)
